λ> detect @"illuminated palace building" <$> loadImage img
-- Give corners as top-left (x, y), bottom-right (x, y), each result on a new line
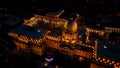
top-left (8, 9), bottom-right (120, 68)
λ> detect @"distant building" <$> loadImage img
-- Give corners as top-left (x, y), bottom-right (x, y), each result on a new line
top-left (105, 27), bottom-right (120, 33)
top-left (46, 9), bottom-right (65, 18)
top-left (24, 10), bottom-right (68, 28)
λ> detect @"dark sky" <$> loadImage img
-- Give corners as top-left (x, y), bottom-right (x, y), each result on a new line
top-left (0, 0), bottom-right (120, 10)
top-left (0, 0), bottom-right (120, 15)
top-left (0, 0), bottom-right (120, 27)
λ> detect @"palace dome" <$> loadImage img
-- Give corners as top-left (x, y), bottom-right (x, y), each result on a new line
top-left (64, 19), bottom-right (78, 32)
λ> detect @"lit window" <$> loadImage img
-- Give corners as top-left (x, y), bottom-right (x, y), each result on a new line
top-left (103, 45), bottom-right (107, 49)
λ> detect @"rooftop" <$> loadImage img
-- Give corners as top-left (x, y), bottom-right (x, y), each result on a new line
top-left (11, 25), bottom-right (48, 39)
top-left (97, 40), bottom-right (120, 61)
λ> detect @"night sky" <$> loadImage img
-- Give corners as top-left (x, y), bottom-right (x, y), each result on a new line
top-left (0, 0), bottom-right (120, 9)
top-left (0, 0), bottom-right (120, 27)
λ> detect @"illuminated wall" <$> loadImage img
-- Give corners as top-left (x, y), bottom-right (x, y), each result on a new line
top-left (62, 31), bottom-right (78, 44)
